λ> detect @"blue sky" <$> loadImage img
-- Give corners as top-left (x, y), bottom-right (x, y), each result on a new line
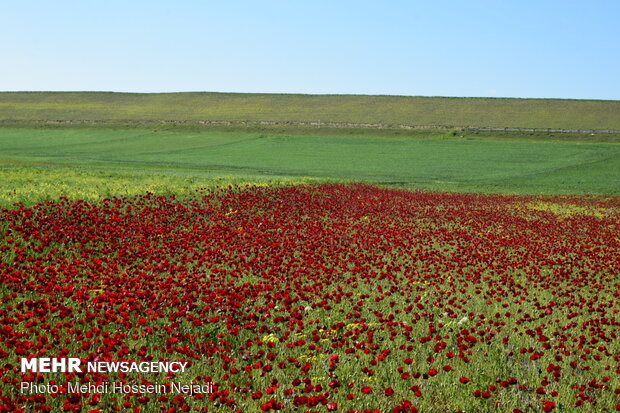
top-left (1, 0), bottom-right (619, 99)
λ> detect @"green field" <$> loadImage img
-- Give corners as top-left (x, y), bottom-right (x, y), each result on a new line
top-left (1, 128), bottom-right (618, 206)
top-left (2, 91), bottom-right (620, 131)
top-left (2, 92), bottom-right (619, 204)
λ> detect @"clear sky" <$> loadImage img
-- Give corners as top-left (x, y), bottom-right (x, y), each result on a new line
top-left (1, 0), bottom-right (619, 99)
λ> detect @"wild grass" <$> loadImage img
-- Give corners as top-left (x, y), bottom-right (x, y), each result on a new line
top-left (1, 92), bottom-right (620, 131)
top-left (0, 166), bottom-right (329, 207)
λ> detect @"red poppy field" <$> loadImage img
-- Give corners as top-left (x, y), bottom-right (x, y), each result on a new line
top-left (0, 183), bottom-right (619, 412)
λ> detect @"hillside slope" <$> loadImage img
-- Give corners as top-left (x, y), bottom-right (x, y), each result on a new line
top-left (1, 92), bottom-right (619, 130)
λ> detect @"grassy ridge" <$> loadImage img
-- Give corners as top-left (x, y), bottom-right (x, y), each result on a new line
top-left (1, 91), bottom-right (620, 130)
top-left (1, 128), bottom-right (618, 205)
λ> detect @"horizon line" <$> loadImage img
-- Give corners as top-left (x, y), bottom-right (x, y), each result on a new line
top-left (0, 90), bottom-right (618, 102)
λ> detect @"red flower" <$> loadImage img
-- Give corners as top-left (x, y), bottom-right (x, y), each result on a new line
top-left (260, 399), bottom-right (284, 411)
top-left (542, 400), bottom-right (556, 412)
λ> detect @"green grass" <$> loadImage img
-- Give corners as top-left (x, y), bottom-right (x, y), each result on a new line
top-left (1, 128), bottom-right (618, 206)
top-left (1, 91), bottom-right (620, 130)
top-left (0, 167), bottom-right (327, 206)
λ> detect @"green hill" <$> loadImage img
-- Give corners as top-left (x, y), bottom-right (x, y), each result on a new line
top-left (1, 91), bottom-right (619, 130)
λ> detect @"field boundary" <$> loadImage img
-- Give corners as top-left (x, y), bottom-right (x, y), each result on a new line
top-left (2, 119), bottom-right (620, 134)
